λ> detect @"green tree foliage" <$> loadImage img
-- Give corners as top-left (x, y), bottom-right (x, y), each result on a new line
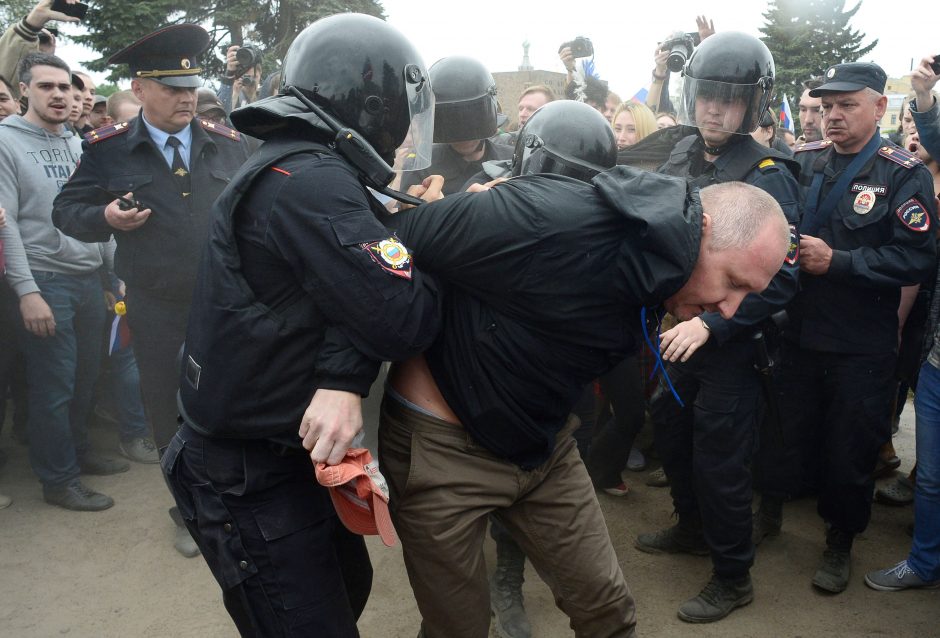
top-left (73, 0), bottom-right (385, 83)
top-left (0, 0), bottom-right (37, 32)
top-left (760, 0), bottom-right (877, 109)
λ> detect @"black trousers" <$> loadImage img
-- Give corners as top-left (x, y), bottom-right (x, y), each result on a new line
top-left (756, 345), bottom-right (894, 535)
top-left (163, 424), bottom-right (373, 637)
top-left (0, 281), bottom-right (27, 438)
top-left (124, 289), bottom-right (189, 448)
top-left (587, 354), bottom-right (646, 488)
top-left (650, 339), bottom-right (761, 580)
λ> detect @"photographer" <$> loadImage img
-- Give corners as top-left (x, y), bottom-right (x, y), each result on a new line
top-left (218, 43), bottom-right (262, 113)
top-left (0, 0), bottom-right (80, 100)
top-left (646, 15), bottom-right (714, 114)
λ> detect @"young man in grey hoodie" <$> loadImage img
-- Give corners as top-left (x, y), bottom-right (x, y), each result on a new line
top-left (0, 52), bottom-right (126, 511)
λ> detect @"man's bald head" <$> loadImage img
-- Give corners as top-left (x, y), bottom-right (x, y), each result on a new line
top-left (665, 182), bottom-right (790, 321)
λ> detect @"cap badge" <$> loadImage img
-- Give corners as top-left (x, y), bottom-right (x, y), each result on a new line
top-left (827, 68), bottom-right (836, 78)
top-left (181, 58), bottom-right (191, 69)
top-left (853, 190), bottom-right (875, 215)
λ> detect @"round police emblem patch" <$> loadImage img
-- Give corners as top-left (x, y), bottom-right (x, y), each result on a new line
top-left (853, 190), bottom-right (875, 215)
top-left (362, 237), bottom-right (413, 280)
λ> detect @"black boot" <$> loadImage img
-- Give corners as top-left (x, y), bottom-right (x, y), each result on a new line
top-left (678, 573), bottom-right (754, 623)
top-left (636, 516), bottom-right (709, 556)
top-left (812, 527), bottom-right (853, 593)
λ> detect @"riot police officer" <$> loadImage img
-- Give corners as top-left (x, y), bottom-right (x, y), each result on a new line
top-left (634, 31), bottom-right (802, 623)
top-left (159, 14), bottom-right (441, 636)
top-left (758, 62), bottom-right (937, 595)
top-left (401, 55), bottom-right (513, 195)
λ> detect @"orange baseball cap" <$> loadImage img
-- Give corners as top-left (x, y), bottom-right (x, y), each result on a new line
top-left (315, 448), bottom-right (397, 547)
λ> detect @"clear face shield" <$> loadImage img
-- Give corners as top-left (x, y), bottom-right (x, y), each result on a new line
top-left (677, 76), bottom-right (770, 135)
top-left (396, 67), bottom-right (435, 172)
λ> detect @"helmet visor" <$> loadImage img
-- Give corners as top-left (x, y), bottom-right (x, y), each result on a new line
top-left (512, 135), bottom-right (599, 183)
top-left (677, 77), bottom-right (767, 135)
top-left (398, 69), bottom-right (435, 172)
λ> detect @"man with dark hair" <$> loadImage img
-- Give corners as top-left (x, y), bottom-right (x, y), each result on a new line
top-left (53, 24), bottom-right (250, 556)
top-left (797, 77), bottom-right (824, 144)
top-left (0, 75), bottom-right (18, 120)
top-left (0, 51), bottom-right (127, 512)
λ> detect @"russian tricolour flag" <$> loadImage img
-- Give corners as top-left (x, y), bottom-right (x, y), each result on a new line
top-left (779, 96), bottom-right (794, 133)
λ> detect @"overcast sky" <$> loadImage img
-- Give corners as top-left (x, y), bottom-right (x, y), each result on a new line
top-left (58, 0), bottom-right (932, 98)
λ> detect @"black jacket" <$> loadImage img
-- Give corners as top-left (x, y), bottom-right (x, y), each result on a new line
top-left (178, 137), bottom-right (441, 442)
top-left (401, 140), bottom-right (514, 196)
top-left (52, 116), bottom-right (250, 301)
top-left (390, 167), bottom-right (702, 468)
top-left (790, 137), bottom-right (938, 354)
top-left (659, 134), bottom-right (802, 344)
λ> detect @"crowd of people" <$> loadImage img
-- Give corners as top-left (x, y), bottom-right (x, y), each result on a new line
top-left (0, 2), bottom-right (939, 637)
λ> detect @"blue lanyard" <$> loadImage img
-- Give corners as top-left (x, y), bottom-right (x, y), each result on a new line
top-left (799, 131), bottom-right (883, 235)
top-left (640, 307), bottom-right (684, 407)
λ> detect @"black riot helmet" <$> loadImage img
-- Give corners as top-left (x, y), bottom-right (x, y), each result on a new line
top-left (230, 13), bottom-right (434, 171)
top-left (511, 100), bottom-right (616, 182)
top-left (677, 31), bottom-right (775, 138)
top-left (429, 56), bottom-right (499, 143)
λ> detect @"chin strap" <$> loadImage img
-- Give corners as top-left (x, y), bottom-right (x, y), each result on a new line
top-left (701, 131), bottom-right (745, 156)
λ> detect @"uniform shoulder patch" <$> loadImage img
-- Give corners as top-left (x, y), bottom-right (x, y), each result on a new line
top-left (896, 197), bottom-right (930, 232)
top-left (785, 224), bottom-right (799, 265)
top-left (361, 237), bottom-right (412, 280)
top-left (878, 145), bottom-right (922, 169)
top-left (758, 158), bottom-right (776, 170)
top-left (83, 121), bottom-right (130, 144)
top-left (794, 139), bottom-right (832, 153)
top-left (197, 117), bottom-right (241, 142)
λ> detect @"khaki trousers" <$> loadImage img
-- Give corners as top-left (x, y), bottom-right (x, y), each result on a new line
top-left (378, 396), bottom-right (637, 638)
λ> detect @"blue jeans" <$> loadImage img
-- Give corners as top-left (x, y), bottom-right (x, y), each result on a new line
top-left (102, 345), bottom-right (151, 442)
top-left (23, 271), bottom-right (105, 486)
top-left (910, 361), bottom-right (940, 581)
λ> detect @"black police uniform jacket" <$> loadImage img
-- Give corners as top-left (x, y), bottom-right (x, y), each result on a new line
top-left (178, 137), bottom-right (441, 443)
top-left (658, 134), bottom-right (803, 344)
top-left (791, 137), bottom-right (938, 354)
top-left (401, 140), bottom-right (514, 196)
top-left (388, 167), bottom-right (702, 469)
top-left (52, 116), bottom-right (250, 301)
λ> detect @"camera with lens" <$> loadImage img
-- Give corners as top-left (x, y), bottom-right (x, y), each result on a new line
top-left (660, 31), bottom-right (701, 73)
top-left (234, 44), bottom-right (263, 82)
top-left (559, 36), bottom-right (594, 60)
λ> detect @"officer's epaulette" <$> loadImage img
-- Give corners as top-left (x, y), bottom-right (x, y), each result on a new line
top-left (878, 145), bottom-right (923, 169)
top-left (83, 121), bottom-right (130, 144)
top-left (794, 139), bottom-right (832, 153)
top-left (197, 117), bottom-right (241, 142)
top-left (757, 158), bottom-right (777, 171)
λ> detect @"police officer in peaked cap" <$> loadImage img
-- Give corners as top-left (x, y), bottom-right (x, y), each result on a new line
top-left (52, 24), bottom-right (250, 557)
top-left (757, 61), bottom-right (937, 594)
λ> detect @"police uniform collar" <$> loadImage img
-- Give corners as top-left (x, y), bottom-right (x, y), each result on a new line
top-left (126, 114), bottom-right (214, 153)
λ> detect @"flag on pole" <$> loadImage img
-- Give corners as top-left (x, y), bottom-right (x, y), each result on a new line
top-left (779, 95), bottom-right (794, 133)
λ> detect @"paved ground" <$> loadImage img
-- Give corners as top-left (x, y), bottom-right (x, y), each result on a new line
top-left (1, 389), bottom-right (938, 637)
